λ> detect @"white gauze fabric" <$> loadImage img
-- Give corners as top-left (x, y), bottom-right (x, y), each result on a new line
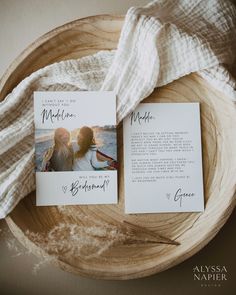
top-left (0, 0), bottom-right (236, 218)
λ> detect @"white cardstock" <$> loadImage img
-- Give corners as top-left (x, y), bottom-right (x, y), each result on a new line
top-left (123, 102), bottom-right (204, 213)
top-left (34, 91), bottom-right (117, 206)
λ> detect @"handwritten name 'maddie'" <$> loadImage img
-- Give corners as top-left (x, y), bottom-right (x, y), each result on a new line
top-left (130, 111), bottom-right (155, 126)
top-left (41, 108), bottom-right (76, 124)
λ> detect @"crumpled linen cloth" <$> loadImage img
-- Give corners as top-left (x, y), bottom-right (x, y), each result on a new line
top-left (0, 0), bottom-right (236, 219)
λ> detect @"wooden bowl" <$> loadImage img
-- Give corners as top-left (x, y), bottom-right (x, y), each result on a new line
top-left (1, 15), bottom-right (236, 280)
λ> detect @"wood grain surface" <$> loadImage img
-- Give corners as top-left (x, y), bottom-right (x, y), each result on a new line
top-left (1, 15), bottom-right (236, 280)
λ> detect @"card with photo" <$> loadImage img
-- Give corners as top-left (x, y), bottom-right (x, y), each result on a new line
top-left (34, 91), bottom-right (117, 206)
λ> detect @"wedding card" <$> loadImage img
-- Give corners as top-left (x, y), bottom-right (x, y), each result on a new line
top-left (34, 91), bottom-right (117, 206)
top-left (123, 102), bottom-right (204, 213)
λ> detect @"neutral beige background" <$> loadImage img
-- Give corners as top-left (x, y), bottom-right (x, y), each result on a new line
top-left (0, 1), bottom-right (235, 294)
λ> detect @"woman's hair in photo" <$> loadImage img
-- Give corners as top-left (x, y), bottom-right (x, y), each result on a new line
top-left (54, 127), bottom-right (71, 158)
top-left (75, 126), bottom-right (95, 158)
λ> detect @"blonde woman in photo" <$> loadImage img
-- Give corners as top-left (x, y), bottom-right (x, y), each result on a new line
top-left (42, 128), bottom-right (74, 171)
top-left (72, 126), bottom-right (112, 171)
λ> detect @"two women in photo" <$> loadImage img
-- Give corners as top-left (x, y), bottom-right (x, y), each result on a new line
top-left (42, 126), bottom-right (114, 172)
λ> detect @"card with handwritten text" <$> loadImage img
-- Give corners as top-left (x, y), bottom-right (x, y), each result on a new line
top-left (123, 102), bottom-right (204, 213)
top-left (34, 91), bottom-right (117, 206)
